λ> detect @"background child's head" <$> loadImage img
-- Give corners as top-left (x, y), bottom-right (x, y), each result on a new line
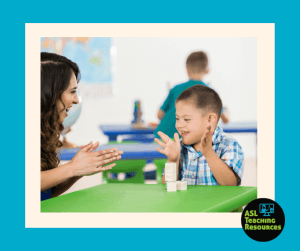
top-left (186, 51), bottom-right (209, 79)
top-left (175, 85), bottom-right (222, 148)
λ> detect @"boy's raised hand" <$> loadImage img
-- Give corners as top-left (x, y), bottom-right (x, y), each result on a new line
top-left (154, 131), bottom-right (180, 162)
top-left (199, 125), bottom-right (214, 156)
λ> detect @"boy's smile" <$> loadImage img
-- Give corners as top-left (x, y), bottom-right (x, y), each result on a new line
top-left (175, 100), bottom-right (210, 151)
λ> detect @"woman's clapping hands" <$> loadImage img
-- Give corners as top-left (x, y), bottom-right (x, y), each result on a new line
top-left (70, 141), bottom-right (123, 176)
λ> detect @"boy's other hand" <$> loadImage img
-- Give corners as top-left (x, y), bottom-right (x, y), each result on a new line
top-left (155, 131), bottom-right (180, 162)
top-left (199, 125), bottom-right (214, 156)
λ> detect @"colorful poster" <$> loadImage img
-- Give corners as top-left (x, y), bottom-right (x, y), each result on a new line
top-left (41, 37), bottom-right (113, 87)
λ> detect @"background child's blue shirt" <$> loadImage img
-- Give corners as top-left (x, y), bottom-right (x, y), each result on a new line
top-left (178, 126), bottom-right (244, 185)
top-left (155, 80), bottom-right (208, 138)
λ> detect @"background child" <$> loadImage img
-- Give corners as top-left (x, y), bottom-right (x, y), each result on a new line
top-left (155, 51), bottom-right (229, 139)
top-left (155, 85), bottom-right (244, 186)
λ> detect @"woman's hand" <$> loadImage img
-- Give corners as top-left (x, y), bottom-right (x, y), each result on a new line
top-left (70, 141), bottom-right (123, 176)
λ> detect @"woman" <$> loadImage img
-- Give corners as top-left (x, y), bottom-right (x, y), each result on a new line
top-left (41, 52), bottom-right (122, 199)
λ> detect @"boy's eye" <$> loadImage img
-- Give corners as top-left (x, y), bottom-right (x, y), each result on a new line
top-left (175, 118), bottom-right (179, 120)
top-left (184, 119), bottom-right (190, 122)
top-left (71, 90), bottom-right (77, 94)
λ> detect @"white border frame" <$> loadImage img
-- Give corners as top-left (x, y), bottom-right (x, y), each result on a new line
top-left (25, 23), bottom-right (274, 228)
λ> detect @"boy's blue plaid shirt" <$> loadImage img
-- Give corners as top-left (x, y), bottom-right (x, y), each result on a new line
top-left (178, 126), bottom-right (244, 185)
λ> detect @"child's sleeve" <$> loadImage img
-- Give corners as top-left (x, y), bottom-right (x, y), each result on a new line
top-left (160, 89), bottom-right (174, 113)
top-left (220, 142), bottom-right (244, 185)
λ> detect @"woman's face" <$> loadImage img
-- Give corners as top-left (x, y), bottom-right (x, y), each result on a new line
top-left (56, 71), bottom-right (79, 123)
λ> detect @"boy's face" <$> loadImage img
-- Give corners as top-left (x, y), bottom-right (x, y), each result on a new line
top-left (175, 100), bottom-right (210, 150)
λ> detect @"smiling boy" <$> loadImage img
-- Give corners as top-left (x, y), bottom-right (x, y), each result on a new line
top-left (155, 85), bottom-right (244, 186)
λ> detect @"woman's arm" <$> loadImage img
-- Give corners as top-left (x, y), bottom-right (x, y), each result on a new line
top-left (41, 142), bottom-right (123, 194)
top-left (41, 142), bottom-right (98, 191)
top-left (41, 162), bottom-right (75, 191)
top-left (51, 175), bottom-right (83, 197)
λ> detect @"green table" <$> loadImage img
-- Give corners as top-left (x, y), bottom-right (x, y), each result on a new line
top-left (41, 184), bottom-right (257, 212)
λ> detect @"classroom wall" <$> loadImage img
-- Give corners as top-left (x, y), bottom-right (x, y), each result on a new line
top-left (67, 37), bottom-right (257, 158)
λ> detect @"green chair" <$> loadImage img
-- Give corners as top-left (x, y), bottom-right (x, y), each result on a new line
top-left (103, 159), bottom-right (146, 184)
top-left (104, 141), bottom-right (167, 184)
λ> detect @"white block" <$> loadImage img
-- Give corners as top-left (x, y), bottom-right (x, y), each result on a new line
top-left (167, 182), bottom-right (177, 192)
top-left (165, 172), bottom-right (176, 182)
top-left (176, 181), bottom-right (187, 190)
top-left (165, 162), bottom-right (176, 173)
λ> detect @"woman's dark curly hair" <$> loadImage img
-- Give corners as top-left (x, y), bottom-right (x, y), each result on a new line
top-left (41, 52), bottom-right (80, 171)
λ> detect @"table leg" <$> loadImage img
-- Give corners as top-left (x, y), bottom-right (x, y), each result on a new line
top-left (143, 160), bottom-right (157, 182)
top-left (231, 206), bottom-right (243, 212)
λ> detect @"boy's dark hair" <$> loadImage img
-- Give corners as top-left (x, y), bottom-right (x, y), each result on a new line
top-left (186, 51), bottom-right (208, 74)
top-left (176, 85), bottom-right (223, 119)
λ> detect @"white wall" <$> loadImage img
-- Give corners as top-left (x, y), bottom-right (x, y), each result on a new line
top-left (67, 37), bottom-right (257, 158)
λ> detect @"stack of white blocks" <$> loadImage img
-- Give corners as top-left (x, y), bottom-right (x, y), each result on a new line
top-left (165, 163), bottom-right (187, 192)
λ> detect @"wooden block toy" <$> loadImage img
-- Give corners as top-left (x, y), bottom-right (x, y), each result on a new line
top-left (176, 181), bottom-right (187, 190)
top-left (166, 182), bottom-right (177, 192)
top-left (165, 171), bottom-right (176, 182)
top-left (165, 162), bottom-right (176, 173)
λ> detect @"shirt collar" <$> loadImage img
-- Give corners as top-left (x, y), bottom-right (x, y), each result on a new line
top-left (188, 79), bottom-right (208, 86)
top-left (212, 125), bottom-right (223, 144)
